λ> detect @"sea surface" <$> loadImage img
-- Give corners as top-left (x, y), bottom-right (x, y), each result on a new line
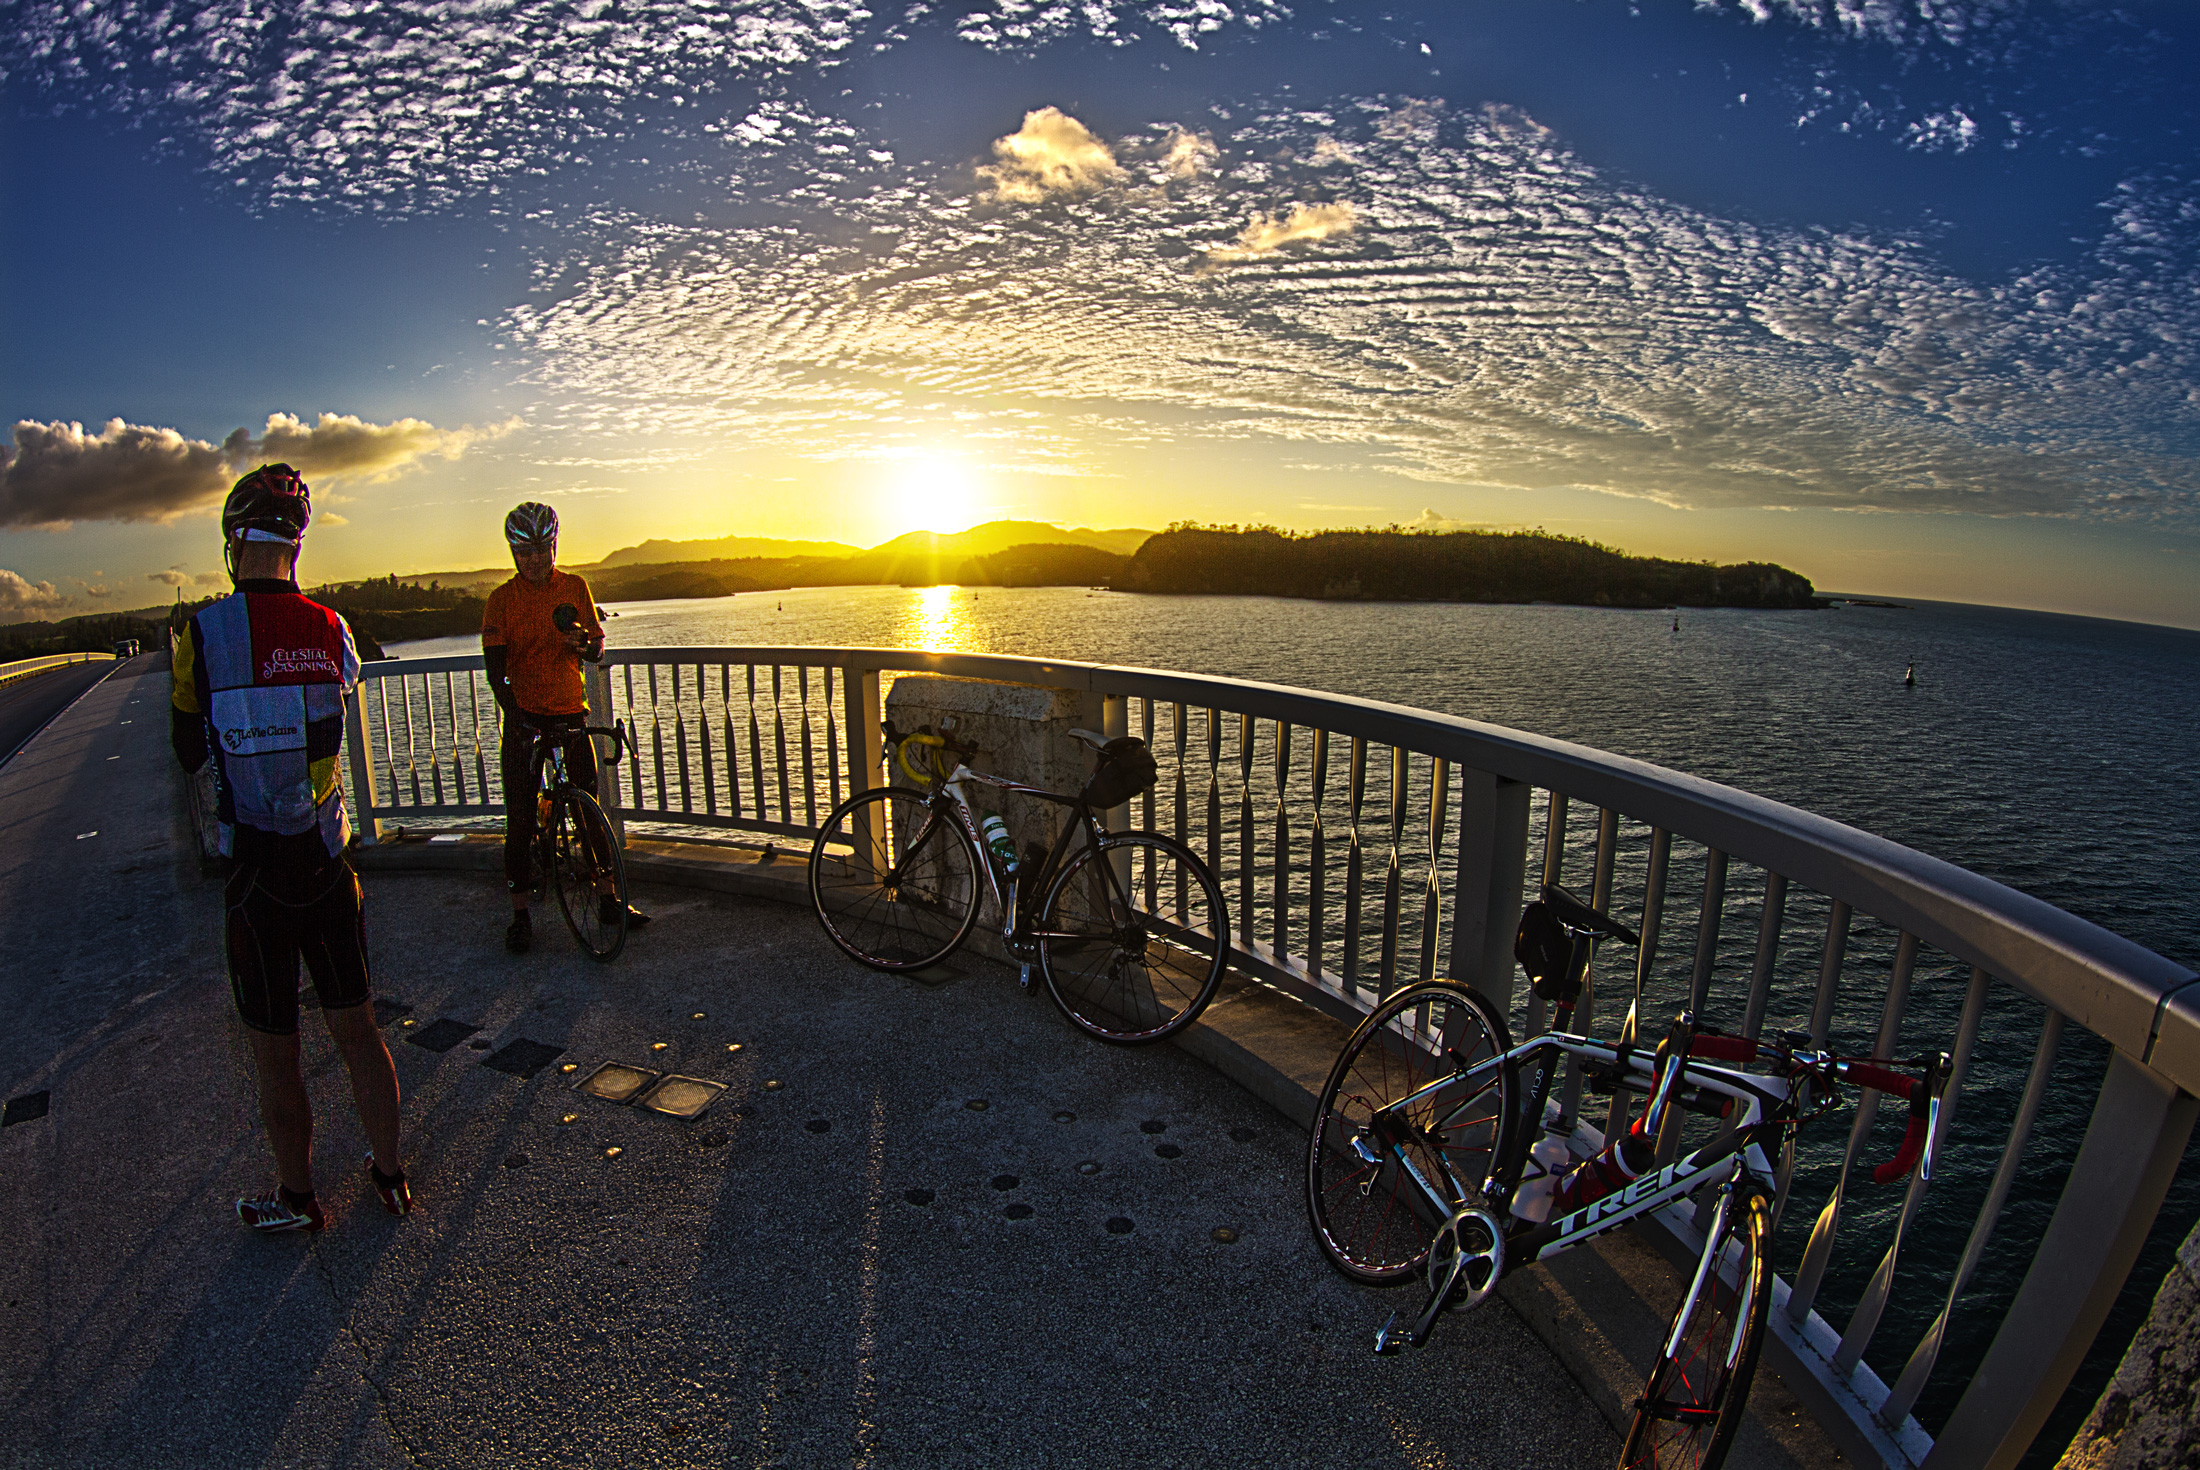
top-left (395, 585), bottom-right (2200, 1458)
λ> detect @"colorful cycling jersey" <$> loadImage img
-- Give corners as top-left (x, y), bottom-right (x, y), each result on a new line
top-left (481, 568), bottom-right (602, 716)
top-left (172, 581), bottom-right (361, 860)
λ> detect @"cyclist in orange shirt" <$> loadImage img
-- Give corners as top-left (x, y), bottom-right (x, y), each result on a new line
top-left (483, 502), bottom-right (650, 953)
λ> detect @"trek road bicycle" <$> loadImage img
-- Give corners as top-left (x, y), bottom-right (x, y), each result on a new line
top-left (807, 719), bottom-right (1230, 1045)
top-left (1306, 883), bottom-right (1948, 1469)
top-left (523, 715), bottom-right (633, 962)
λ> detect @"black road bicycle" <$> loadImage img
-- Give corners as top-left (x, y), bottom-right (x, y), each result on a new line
top-left (807, 720), bottom-right (1230, 1044)
top-left (524, 716), bottom-right (632, 961)
top-left (1306, 884), bottom-right (1947, 1469)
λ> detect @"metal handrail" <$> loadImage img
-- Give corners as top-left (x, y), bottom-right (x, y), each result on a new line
top-left (0, 651), bottom-right (115, 686)
top-left (341, 644), bottom-right (2198, 1470)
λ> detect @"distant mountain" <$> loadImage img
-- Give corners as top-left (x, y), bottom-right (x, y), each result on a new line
top-left (1116, 527), bottom-right (1827, 610)
top-left (596, 534), bottom-right (862, 567)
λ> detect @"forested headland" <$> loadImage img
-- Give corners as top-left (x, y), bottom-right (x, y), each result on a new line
top-left (1111, 526), bottom-right (1825, 609)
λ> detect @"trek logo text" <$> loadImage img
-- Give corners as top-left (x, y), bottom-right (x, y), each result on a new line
top-left (1553, 1156), bottom-right (1702, 1238)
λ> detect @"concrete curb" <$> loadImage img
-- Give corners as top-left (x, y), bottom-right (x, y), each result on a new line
top-left (353, 829), bottom-right (1841, 1467)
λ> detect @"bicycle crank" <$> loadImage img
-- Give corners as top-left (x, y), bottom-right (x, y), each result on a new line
top-left (1375, 1206), bottom-right (1505, 1354)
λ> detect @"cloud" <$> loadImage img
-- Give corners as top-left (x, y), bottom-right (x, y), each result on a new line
top-left (1309, 137), bottom-right (1357, 167)
top-left (1159, 128), bottom-right (1218, 180)
top-left (147, 569), bottom-right (189, 586)
top-left (1203, 201), bottom-right (1358, 264)
top-left (978, 108), bottom-right (1123, 203)
top-left (1, 412), bottom-right (513, 528)
top-left (0, 569), bottom-right (64, 615)
top-left (193, 571), bottom-right (227, 586)
top-left (225, 412), bottom-right (513, 483)
top-left (0, 419), bottom-right (230, 529)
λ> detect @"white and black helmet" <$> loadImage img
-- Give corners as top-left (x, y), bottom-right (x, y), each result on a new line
top-left (504, 501), bottom-right (559, 549)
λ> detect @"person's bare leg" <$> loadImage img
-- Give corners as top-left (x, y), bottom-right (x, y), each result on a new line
top-left (325, 1002), bottom-right (402, 1175)
top-left (247, 1030), bottom-right (315, 1194)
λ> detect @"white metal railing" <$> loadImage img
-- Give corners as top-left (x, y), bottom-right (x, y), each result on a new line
top-left (344, 646), bottom-right (2198, 1470)
top-left (0, 651), bottom-right (115, 686)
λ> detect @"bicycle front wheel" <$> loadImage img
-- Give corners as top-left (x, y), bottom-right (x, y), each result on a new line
top-left (809, 786), bottom-right (981, 971)
top-left (1034, 830), bottom-right (1228, 1045)
top-left (550, 789), bottom-right (628, 962)
top-left (1307, 980), bottom-right (1515, 1285)
top-left (1619, 1188), bottom-right (1772, 1470)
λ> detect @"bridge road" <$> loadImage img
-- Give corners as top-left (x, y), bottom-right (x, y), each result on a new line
top-left (0, 657), bottom-right (1632, 1469)
top-left (0, 658), bottom-right (118, 768)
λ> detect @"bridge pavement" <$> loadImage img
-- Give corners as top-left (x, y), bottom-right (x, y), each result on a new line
top-left (0, 658), bottom-right (1828, 1469)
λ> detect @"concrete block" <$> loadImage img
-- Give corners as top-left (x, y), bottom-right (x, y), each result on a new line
top-left (885, 672), bottom-right (1098, 873)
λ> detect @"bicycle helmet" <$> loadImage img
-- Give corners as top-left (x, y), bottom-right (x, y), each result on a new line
top-left (505, 501), bottom-right (559, 549)
top-left (222, 464), bottom-right (311, 544)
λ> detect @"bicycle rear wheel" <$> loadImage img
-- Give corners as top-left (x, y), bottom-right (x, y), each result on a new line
top-left (809, 786), bottom-right (981, 971)
top-left (1035, 830), bottom-right (1228, 1044)
top-left (1307, 980), bottom-right (1515, 1285)
top-left (1619, 1189), bottom-right (1772, 1470)
top-left (549, 789), bottom-right (628, 962)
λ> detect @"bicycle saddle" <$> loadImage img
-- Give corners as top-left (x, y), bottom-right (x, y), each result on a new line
top-left (1540, 883), bottom-right (1640, 945)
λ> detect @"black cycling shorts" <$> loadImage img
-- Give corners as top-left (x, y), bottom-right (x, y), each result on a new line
top-left (224, 854), bottom-right (372, 1036)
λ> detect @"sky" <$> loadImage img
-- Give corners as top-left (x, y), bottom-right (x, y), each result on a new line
top-left (2, 0), bottom-right (2196, 628)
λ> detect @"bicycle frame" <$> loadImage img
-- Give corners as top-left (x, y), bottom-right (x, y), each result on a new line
top-left (904, 755), bottom-right (1113, 953)
top-left (1375, 1032), bottom-right (1794, 1264)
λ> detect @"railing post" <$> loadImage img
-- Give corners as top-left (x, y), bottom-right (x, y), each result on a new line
top-left (1924, 1051), bottom-right (2199, 1470)
top-left (585, 662), bottom-right (623, 845)
top-left (838, 662), bottom-right (882, 875)
top-left (344, 682), bottom-right (385, 846)
top-left (1446, 769), bottom-right (1531, 1013)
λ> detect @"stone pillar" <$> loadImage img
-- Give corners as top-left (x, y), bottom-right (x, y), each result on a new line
top-left (882, 674), bottom-right (1102, 938)
top-left (2056, 1215), bottom-right (2200, 1469)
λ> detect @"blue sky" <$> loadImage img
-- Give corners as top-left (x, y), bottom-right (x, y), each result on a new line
top-left (3, 0), bottom-right (2196, 626)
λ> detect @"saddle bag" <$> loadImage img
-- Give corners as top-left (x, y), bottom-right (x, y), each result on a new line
top-left (1079, 736), bottom-right (1159, 809)
top-left (1514, 901), bottom-right (1579, 1003)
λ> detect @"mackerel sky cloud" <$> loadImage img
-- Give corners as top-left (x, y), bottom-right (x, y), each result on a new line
top-left (2, 0), bottom-right (2196, 622)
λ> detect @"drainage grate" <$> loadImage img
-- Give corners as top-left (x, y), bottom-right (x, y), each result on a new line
top-left (482, 1039), bottom-right (566, 1079)
top-left (637, 1075), bottom-right (726, 1119)
top-left (575, 1062), bottom-right (660, 1103)
top-left (406, 1019), bottom-right (479, 1053)
top-left (2, 1091), bottom-right (50, 1128)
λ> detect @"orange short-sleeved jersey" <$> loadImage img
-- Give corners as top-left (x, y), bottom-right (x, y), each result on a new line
top-left (481, 569), bottom-right (603, 716)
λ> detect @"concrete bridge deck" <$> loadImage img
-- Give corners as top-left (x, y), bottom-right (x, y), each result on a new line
top-left (0, 658), bottom-right (1836, 1469)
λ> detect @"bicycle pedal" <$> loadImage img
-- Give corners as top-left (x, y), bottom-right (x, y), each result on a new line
top-left (1373, 1312), bottom-right (1404, 1355)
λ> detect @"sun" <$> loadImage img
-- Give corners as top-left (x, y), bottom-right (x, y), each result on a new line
top-left (883, 452), bottom-right (982, 536)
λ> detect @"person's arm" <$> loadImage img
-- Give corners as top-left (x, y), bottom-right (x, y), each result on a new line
top-left (481, 587), bottom-right (518, 715)
top-left (572, 576), bottom-right (606, 663)
top-left (169, 618), bottom-right (208, 773)
top-left (483, 644), bottom-right (518, 716)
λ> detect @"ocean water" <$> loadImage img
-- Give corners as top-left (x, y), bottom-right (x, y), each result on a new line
top-left (394, 585), bottom-right (2200, 1456)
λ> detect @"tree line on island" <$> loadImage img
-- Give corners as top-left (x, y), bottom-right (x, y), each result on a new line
top-left (0, 521), bottom-right (1825, 662)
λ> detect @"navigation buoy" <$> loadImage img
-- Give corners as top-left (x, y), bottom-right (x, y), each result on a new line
top-left (1904, 662), bottom-right (1916, 687)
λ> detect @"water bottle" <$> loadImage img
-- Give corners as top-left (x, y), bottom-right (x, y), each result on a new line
top-left (1511, 1135), bottom-right (1576, 1225)
top-left (1548, 1127), bottom-right (1654, 1220)
top-left (980, 814), bottom-right (1017, 870)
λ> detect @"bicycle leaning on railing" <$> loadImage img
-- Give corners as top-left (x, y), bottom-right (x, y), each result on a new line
top-left (523, 715), bottom-right (634, 961)
top-left (1307, 883), bottom-right (1949, 1469)
top-left (807, 719), bottom-right (1231, 1045)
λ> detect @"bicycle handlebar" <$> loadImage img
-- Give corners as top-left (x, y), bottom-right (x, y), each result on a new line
top-left (1680, 1031), bottom-right (1941, 1184)
top-left (519, 717), bottom-right (628, 764)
